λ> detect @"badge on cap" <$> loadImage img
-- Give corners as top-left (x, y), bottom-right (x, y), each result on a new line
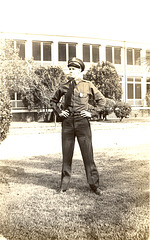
top-left (79, 93), bottom-right (83, 97)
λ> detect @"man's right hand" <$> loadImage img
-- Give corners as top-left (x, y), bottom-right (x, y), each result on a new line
top-left (59, 110), bottom-right (69, 118)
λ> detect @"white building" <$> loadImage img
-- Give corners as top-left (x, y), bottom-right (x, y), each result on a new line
top-left (1, 31), bottom-right (150, 119)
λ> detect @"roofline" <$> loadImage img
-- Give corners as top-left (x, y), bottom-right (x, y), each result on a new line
top-left (0, 31), bottom-right (149, 45)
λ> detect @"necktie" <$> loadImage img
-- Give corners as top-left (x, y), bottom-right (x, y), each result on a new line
top-left (64, 79), bottom-right (76, 109)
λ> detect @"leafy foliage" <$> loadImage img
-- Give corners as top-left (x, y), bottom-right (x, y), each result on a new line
top-left (0, 83), bottom-right (12, 143)
top-left (85, 61), bottom-right (122, 120)
top-left (0, 40), bottom-right (39, 104)
top-left (0, 41), bottom-right (14, 142)
top-left (0, 40), bottom-right (66, 122)
top-left (25, 66), bottom-right (66, 110)
top-left (98, 98), bottom-right (116, 120)
top-left (114, 102), bottom-right (132, 121)
top-left (21, 66), bottom-right (66, 121)
top-left (85, 61), bottom-right (122, 100)
top-left (140, 54), bottom-right (150, 71)
top-left (145, 91), bottom-right (150, 106)
top-left (89, 98), bottom-right (116, 121)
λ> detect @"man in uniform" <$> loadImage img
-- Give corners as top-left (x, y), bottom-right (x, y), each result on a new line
top-left (50, 57), bottom-right (106, 195)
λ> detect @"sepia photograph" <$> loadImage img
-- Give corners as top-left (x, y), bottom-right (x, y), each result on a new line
top-left (0, 0), bottom-right (150, 239)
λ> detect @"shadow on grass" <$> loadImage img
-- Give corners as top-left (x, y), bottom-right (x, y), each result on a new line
top-left (0, 152), bottom-right (149, 194)
top-left (0, 152), bottom-right (149, 240)
top-left (0, 154), bottom-right (98, 192)
top-left (0, 155), bottom-right (62, 191)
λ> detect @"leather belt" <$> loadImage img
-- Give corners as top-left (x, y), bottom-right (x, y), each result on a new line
top-left (69, 112), bottom-right (81, 116)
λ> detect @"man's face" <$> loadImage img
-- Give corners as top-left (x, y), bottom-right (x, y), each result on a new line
top-left (68, 67), bottom-right (81, 79)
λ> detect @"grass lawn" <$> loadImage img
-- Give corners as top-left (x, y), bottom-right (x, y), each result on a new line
top-left (0, 142), bottom-right (149, 240)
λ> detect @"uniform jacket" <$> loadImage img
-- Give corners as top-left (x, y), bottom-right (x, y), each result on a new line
top-left (50, 77), bottom-right (106, 115)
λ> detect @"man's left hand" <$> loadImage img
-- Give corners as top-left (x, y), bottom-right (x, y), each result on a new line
top-left (80, 110), bottom-right (91, 118)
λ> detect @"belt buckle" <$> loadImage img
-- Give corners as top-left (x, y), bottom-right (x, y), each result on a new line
top-left (74, 112), bottom-right (80, 116)
top-left (69, 111), bottom-right (81, 116)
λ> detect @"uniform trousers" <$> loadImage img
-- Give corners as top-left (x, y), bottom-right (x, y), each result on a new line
top-left (60, 115), bottom-right (99, 191)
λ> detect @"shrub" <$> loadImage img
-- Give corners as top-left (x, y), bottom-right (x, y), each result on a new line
top-left (98, 98), bottom-right (116, 121)
top-left (0, 83), bottom-right (12, 143)
top-left (85, 61), bottom-right (122, 101)
top-left (28, 66), bottom-right (66, 122)
top-left (145, 91), bottom-right (150, 106)
top-left (114, 102), bottom-right (132, 121)
top-left (88, 98), bottom-right (116, 121)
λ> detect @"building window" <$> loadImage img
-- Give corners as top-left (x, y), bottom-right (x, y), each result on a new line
top-left (92, 45), bottom-right (100, 63)
top-left (58, 43), bottom-right (76, 61)
top-left (127, 48), bottom-right (141, 65)
top-left (106, 46), bottom-right (112, 63)
top-left (69, 43), bottom-right (76, 60)
top-left (9, 91), bottom-right (23, 108)
top-left (58, 43), bottom-right (66, 61)
top-left (43, 42), bottom-right (51, 61)
top-left (127, 48), bottom-right (133, 65)
top-left (10, 91), bottom-right (15, 101)
top-left (134, 49), bottom-right (141, 65)
top-left (83, 44), bottom-right (90, 62)
top-left (83, 44), bottom-right (100, 63)
top-left (32, 42), bottom-right (41, 60)
top-left (146, 78), bottom-right (150, 93)
top-left (114, 47), bottom-right (121, 64)
top-left (32, 41), bottom-right (52, 61)
top-left (10, 92), bottom-right (22, 101)
top-left (127, 83), bottom-right (134, 99)
top-left (16, 41), bottom-right (25, 60)
top-left (146, 50), bottom-right (150, 66)
top-left (127, 77), bottom-right (142, 99)
top-left (106, 46), bottom-right (121, 64)
top-left (5, 40), bottom-right (25, 59)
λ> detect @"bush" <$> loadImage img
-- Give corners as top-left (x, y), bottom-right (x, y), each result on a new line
top-left (22, 66), bottom-right (66, 122)
top-left (97, 98), bottom-right (116, 121)
top-left (114, 102), bottom-right (132, 121)
top-left (88, 98), bottom-right (116, 121)
top-left (0, 83), bottom-right (12, 143)
top-left (145, 91), bottom-right (150, 106)
top-left (84, 61), bottom-right (122, 101)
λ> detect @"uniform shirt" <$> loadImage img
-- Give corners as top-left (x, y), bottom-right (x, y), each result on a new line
top-left (50, 77), bottom-right (106, 115)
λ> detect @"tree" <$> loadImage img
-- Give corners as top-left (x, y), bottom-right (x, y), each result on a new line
top-left (30, 66), bottom-right (66, 108)
top-left (0, 40), bottom-right (42, 123)
top-left (0, 41), bottom-right (14, 142)
top-left (0, 82), bottom-right (12, 143)
top-left (0, 40), bottom-right (39, 102)
top-left (139, 52), bottom-right (150, 72)
top-left (145, 91), bottom-right (150, 107)
top-left (26, 66), bottom-right (66, 121)
top-left (0, 40), bottom-right (66, 122)
top-left (84, 61), bottom-right (122, 120)
top-left (85, 61), bottom-right (122, 100)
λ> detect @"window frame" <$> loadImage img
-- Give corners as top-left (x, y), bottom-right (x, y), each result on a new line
top-left (127, 77), bottom-right (142, 101)
top-left (146, 78), bottom-right (150, 93)
top-left (58, 42), bottom-right (77, 62)
top-left (5, 39), bottom-right (26, 60)
top-left (106, 46), bottom-right (121, 64)
top-left (83, 44), bottom-right (100, 63)
top-left (32, 41), bottom-right (52, 62)
top-left (16, 40), bottom-right (26, 60)
top-left (127, 48), bottom-right (141, 65)
top-left (10, 91), bottom-right (23, 108)
top-left (146, 50), bottom-right (150, 66)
